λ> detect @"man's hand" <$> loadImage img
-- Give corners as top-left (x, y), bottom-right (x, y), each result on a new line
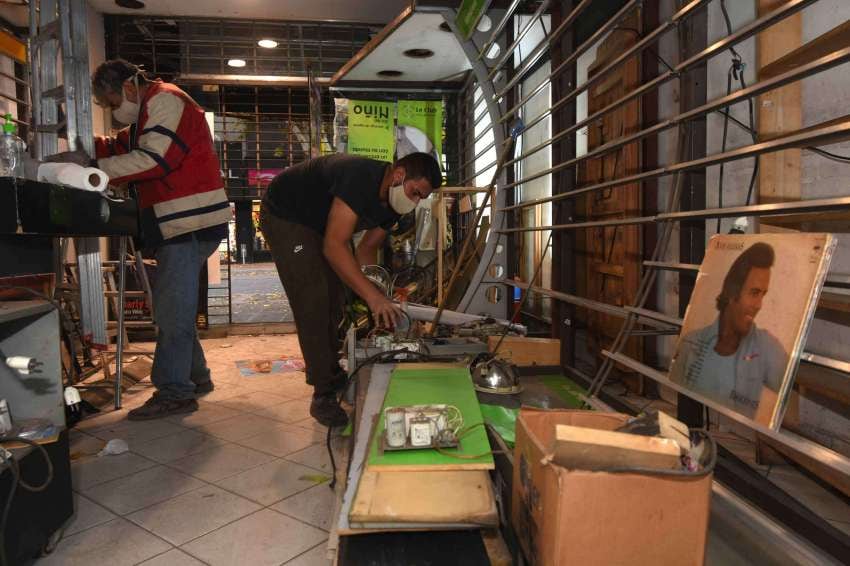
top-left (43, 149), bottom-right (91, 167)
top-left (44, 137), bottom-right (92, 167)
top-left (367, 294), bottom-right (403, 329)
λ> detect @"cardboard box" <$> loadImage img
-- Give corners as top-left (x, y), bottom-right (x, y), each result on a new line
top-left (512, 408), bottom-right (712, 566)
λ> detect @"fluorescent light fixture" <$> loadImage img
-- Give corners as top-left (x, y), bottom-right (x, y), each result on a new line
top-left (227, 59), bottom-right (247, 68)
top-left (258, 39), bottom-right (278, 49)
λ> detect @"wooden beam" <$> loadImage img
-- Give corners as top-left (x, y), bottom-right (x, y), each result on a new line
top-left (761, 20), bottom-right (850, 79)
top-left (757, 0), bottom-right (803, 206)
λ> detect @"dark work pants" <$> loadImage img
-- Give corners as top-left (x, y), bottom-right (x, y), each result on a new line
top-left (259, 204), bottom-right (345, 396)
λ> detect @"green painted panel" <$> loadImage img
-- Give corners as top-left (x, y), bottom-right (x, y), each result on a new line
top-left (367, 367), bottom-right (494, 468)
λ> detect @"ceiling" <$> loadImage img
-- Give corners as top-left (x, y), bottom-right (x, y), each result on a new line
top-left (334, 12), bottom-right (470, 84)
top-left (87, 0), bottom-right (410, 24)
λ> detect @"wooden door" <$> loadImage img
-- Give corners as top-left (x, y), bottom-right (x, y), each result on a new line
top-left (577, 25), bottom-right (643, 372)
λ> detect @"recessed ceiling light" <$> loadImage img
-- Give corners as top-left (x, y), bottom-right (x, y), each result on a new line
top-left (115, 0), bottom-right (145, 8)
top-left (227, 59), bottom-right (246, 68)
top-left (403, 48), bottom-right (434, 59)
top-left (257, 39), bottom-right (278, 49)
top-left (377, 70), bottom-right (403, 77)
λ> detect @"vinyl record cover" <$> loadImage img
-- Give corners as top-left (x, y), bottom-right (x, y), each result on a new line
top-left (668, 233), bottom-right (836, 428)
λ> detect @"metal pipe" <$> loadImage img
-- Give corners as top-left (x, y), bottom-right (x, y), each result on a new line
top-left (500, 115), bottom-right (850, 211)
top-left (115, 236), bottom-right (127, 409)
top-left (485, 0), bottom-right (552, 82)
top-left (603, 350), bottom-right (850, 478)
top-left (476, 0), bottom-right (522, 62)
top-left (491, 0), bottom-right (593, 89)
top-left (500, 0), bottom-right (815, 160)
top-left (498, 0), bottom-right (641, 123)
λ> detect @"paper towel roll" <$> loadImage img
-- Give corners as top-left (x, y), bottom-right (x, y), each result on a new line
top-left (37, 162), bottom-right (109, 192)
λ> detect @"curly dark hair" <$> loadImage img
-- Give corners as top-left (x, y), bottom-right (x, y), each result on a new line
top-left (394, 152), bottom-right (442, 190)
top-left (91, 59), bottom-right (151, 99)
top-left (715, 242), bottom-right (775, 311)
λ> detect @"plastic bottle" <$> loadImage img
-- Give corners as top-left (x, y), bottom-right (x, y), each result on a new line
top-left (0, 113), bottom-right (24, 177)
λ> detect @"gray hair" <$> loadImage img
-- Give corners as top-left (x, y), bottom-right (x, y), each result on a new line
top-left (91, 59), bottom-right (149, 98)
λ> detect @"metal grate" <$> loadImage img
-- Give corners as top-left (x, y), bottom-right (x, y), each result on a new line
top-left (213, 84), bottom-right (336, 200)
top-left (106, 15), bottom-right (381, 81)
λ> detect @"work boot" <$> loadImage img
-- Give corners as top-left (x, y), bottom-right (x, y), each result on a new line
top-left (310, 393), bottom-right (348, 427)
top-left (128, 396), bottom-right (198, 421)
top-left (195, 380), bottom-right (215, 396)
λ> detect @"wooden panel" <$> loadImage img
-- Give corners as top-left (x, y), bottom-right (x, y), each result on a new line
top-left (757, 0), bottom-right (803, 206)
top-left (551, 424), bottom-right (682, 471)
top-left (487, 336), bottom-right (560, 366)
top-left (350, 469), bottom-right (498, 525)
top-left (576, 18), bottom-right (643, 376)
top-left (760, 20), bottom-right (850, 79)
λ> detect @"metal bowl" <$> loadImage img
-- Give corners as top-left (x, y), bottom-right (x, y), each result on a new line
top-left (471, 356), bottom-right (522, 395)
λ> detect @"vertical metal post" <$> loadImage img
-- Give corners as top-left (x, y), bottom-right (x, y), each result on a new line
top-left (115, 236), bottom-right (126, 409)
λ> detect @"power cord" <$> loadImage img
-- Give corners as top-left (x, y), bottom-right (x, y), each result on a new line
top-left (0, 436), bottom-right (54, 566)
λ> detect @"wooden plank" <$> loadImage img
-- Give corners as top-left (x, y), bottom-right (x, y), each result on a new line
top-left (350, 469), bottom-right (497, 525)
top-left (551, 424), bottom-right (682, 471)
top-left (367, 367), bottom-right (494, 472)
top-left (757, 433), bottom-right (850, 498)
top-left (757, 1), bottom-right (803, 206)
top-left (487, 336), bottom-right (561, 366)
top-left (761, 20), bottom-right (850, 79)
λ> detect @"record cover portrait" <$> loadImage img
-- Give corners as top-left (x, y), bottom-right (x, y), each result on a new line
top-left (668, 233), bottom-right (835, 428)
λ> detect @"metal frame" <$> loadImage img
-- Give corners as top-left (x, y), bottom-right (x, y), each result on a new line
top-left (435, 0), bottom-right (850, 478)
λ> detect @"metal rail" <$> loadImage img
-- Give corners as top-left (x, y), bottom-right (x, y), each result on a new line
top-left (500, 46), bottom-right (850, 207)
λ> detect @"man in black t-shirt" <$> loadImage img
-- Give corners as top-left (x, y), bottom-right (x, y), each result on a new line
top-left (259, 152), bottom-right (442, 426)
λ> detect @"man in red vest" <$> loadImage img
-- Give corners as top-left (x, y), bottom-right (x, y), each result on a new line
top-left (53, 59), bottom-right (230, 419)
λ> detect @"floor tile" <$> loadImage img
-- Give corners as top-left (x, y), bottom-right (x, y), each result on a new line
top-left (215, 459), bottom-right (329, 506)
top-left (166, 401), bottom-right (243, 428)
top-left (194, 384), bottom-right (243, 403)
top-left (64, 494), bottom-right (117, 537)
top-left (252, 398), bottom-right (312, 424)
top-left (89, 419), bottom-right (187, 448)
top-left (237, 425), bottom-right (320, 458)
top-left (139, 548), bottom-right (207, 566)
top-left (38, 518), bottom-right (171, 566)
top-left (284, 443), bottom-right (332, 474)
top-left (284, 542), bottom-right (331, 566)
top-left (71, 452), bottom-right (158, 491)
top-left (292, 417), bottom-right (328, 436)
top-left (127, 485), bottom-right (261, 546)
top-left (272, 484), bottom-right (335, 531)
top-left (68, 431), bottom-right (106, 462)
top-left (195, 413), bottom-right (288, 442)
top-left (216, 391), bottom-right (292, 412)
top-left (74, 409), bottom-right (135, 434)
top-left (181, 509), bottom-right (327, 566)
top-left (133, 428), bottom-right (230, 463)
top-left (82, 465), bottom-right (205, 515)
top-left (168, 442), bottom-right (276, 482)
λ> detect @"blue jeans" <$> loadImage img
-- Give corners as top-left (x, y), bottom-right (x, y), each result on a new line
top-left (150, 232), bottom-right (220, 400)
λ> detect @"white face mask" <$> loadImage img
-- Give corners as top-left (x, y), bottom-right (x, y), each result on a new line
top-left (388, 177), bottom-right (418, 215)
top-left (112, 75), bottom-right (140, 125)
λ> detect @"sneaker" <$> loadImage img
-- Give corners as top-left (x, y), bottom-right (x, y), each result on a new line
top-left (195, 381), bottom-right (215, 396)
top-left (310, 393), bottom-right (349, 427)
top-left (128, 397), bottom-right (198, 421)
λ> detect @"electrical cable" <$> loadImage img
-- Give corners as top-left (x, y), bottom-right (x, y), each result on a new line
top-left (0, 436), bottom-right (54, 566)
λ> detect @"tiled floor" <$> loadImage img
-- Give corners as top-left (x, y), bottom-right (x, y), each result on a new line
top-left (39, 335), bottom-right (336, 566)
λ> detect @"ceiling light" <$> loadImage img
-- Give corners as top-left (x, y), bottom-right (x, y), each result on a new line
top-left (227, 59), bottom-right (246, 68)
top-left (115, 0), bottom-right (145, 8)
top-left (377, 70), bottom-right (403, 78)
top-left (403, 48), bottom-right (434, 59)
top-left (257, 39), bottom-right (278, 49)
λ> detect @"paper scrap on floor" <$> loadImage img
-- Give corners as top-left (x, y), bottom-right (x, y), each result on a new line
top-left (235, 357), bottom-right (305, 376)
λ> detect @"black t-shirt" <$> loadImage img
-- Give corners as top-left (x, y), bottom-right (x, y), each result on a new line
top-left (262, 154), bottom-right (399, 234)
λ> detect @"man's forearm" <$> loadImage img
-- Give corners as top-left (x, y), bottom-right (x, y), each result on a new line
top-left (355, 241), bottom-right (378, 266)
top-left (324, 240), bottom-right (384, 303)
